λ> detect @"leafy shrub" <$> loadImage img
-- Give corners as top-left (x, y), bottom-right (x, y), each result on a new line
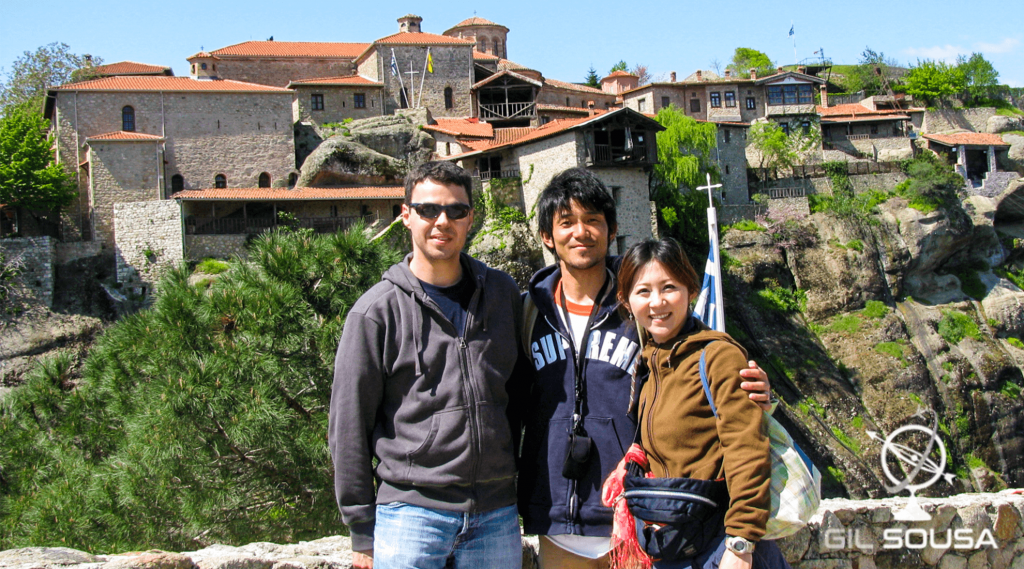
top-left (1000, 381), bottom-right (1022, 398)
top-left (937, 310), bottom-right (982, 344)
top-left (845, 239), bottom-right (863, 252)
top-left (862, 300), bottom-right (889, 319)
top-left (755, 284), bottom-right (807, 313)
top-left (1007, 337), bottom-right (1024, 349)
top-left (0, 227), bottom-right (403, 552)
top-left (954, 268), bottom-right (986, 300)
top-left (194, 257), bottom-right (230, 275)
top-left (824, 314), bottom-right (862, 334)
top-left (874, 341), bottom-right (903, 359)
top-left (727, 219), bottom-right (765, 232)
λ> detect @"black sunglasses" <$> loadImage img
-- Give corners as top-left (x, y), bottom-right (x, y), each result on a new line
top-left (409, 202), bottom-right (472, 220)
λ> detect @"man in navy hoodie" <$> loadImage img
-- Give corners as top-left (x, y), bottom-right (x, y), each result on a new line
top-left (517, 168), bottom-right (773, 568)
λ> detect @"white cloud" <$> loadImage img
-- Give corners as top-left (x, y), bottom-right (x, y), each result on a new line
top-left (904, 44), bottom-right (963, 63)
top-left (975, 38), bottom-right (1020, 54)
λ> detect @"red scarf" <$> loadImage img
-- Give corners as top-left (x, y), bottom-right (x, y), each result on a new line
top-left (601, 443), bottom-right (655, 569)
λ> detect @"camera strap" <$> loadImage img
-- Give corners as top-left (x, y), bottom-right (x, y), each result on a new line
top-left (559, 274), bottom-right (610, 436)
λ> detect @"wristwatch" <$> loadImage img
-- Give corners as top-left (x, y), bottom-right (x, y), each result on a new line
top-left (725, 536), bottom-right (756, 555)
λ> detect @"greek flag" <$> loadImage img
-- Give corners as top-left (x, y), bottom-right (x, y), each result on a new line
top-left (390, 50), bottom-right (399, 77)
top-left (692, 186), bottom-right (725, 332)
top-left (789, 25), bottom-right (794, 36)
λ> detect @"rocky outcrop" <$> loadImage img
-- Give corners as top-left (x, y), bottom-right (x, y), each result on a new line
top-left (295, 115), bottom-right (435, 187)
top-left (987, 115), bottom-right (1023, 134)
top-left (3, 494), bottom-right (1021, 569)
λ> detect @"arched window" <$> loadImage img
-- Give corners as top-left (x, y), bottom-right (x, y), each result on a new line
top-left (201, 62), bottom-right (207, 70)
top-left (122, 106), bottom-right (135, 132)
top-left (288, 173), bottom-right (298, 187)
top-left (214, 174), bottom-right (227, 188)
top-left (399, 87), bottom-right (409, 109)
top-left (171, 174), bottom-right (184, 192)
top-left (478, 38), bottom-right (487, 53)
top-left (258, 172), bottom-right (271, 188)
top-left (392, 204), bottom-right (401, 218)
top-left (494, 39), bottom-right (502, 57)
top-left (444, 87), bottom-right (453, 110)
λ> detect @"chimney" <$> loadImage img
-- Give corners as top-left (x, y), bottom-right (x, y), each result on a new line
top-left (670, 71), bottom-right (676, 82)
top-left (398, 14), bottom-right (422, 33)
top-left (724, 69), bottom-right (731, 78)
top-left (588, 101), bottom-right (596, 116)
top-left (820, 84), bottom-right (829, 108)
top-left (696, 70), bottom-right (702, 81)
top-left (749, 68), bottom-right (757, 80)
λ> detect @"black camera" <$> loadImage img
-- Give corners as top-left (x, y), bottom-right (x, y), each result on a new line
top-left (561, 429), bottom-right (592, 480)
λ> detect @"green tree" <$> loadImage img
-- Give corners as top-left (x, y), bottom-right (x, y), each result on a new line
top-left (727, 47), bottom-right (775, 78)
top-left (0, 106), bottom-right (76, 213)
top-left (846, 47), bottom-right (902, 95)
top-left (748, 121), bottom-right (820, 187)
top-left (956, 53), bottom-right (999, 103)
top-left (0, 227), bottom-right (403, 552)
top-left (1, 43), bottom-right (101, 115)
top-left (584, 66), bottom-right (600, 88)
top-left (650, 105), bottom-right (720, 255)
top-left (904, 59), bottom-right (965, 106)
top-left (609, 60), bottom-right (628, 74)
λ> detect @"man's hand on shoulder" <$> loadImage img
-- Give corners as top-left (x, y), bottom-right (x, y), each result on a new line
top-left (352, 551), bottom-right (373, 569)
top-left (739, 360), bottom-right (773, 412)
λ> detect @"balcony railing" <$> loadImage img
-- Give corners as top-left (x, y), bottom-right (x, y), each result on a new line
top-left (185, 215), bottom-right (372, 235)
top-left (479, 102), bottom-right (536, 120)
top-left (476, 169), bottom-right (521, 181)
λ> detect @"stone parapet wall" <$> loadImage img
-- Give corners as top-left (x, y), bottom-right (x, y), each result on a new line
top-left (184, 234), bottom-right (249, 261)
top-left (54, 241), bottom-right (104, 265)
top-left (2, 493), bottom-right (1020, 569)
top-left (924, 108), bottom-right (997, 134)
top-left (113, 201), bottom-right (183, 292)
top-left (0, 236), bottom-right (55, 309)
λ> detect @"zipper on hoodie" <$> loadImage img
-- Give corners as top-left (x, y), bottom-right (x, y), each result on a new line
top-left (644, 346), bottom-right (666, 469)
top-left (460, 279), bottom-right (483, 498)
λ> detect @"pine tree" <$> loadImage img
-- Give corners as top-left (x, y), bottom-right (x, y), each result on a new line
top-left (0, 226), bottom-right (403, 552)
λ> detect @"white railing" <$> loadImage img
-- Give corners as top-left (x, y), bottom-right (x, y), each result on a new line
top-left (479, 102), bottom-right (536, 120)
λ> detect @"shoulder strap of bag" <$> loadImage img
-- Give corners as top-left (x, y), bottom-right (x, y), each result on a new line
top-left (698, 341), bottom-right (719, 418)
top-left (521, 293), bottom-right (539, 352)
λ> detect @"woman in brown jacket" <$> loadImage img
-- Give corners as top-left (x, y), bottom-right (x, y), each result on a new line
top-left (614, 238), bottom-right (790, 569)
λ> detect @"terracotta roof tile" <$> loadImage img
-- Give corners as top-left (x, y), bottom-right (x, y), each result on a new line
top-left (453, 17), bottom-right (500, 27)
top-left (85, 131), bottom-right (164, 141)
top-left (448, 115), bottom-right (601, 158)
top-left (374, 32), bottom-right (473, 46)
top-left (817, 103), bottom-right (905, 117)
top-left (537, 104), bottom-right (591, 114)
top-left (604, 70), bottom-right (637, 79)
top-left (172, 186), bottom-right (404, 200)
top-left (922, 133), bottom-right (1010, 147)
top-left (52, 76), bottom-right (291, 92)
top-left (497, 59), bottom-right (534, 72)
top-left (287, 75), bottom-right (383, 87)
top-left (210, 41), bottom-right (369, 58)
top-left (473, 51), bottom-right (500, 61)
top-left (543, 78), bottom-right (605, 95)
top-left (93, 61), bottom-right (172, 76)
top-left (424, 118), bottom-right (494, 138)
top-left (492, 127), bottom-right (534, 145)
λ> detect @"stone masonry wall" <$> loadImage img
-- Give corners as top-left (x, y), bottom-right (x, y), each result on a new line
top-left (373, 45), bottom-right (474, 118)
top-left (924, 108), bottom-right (997, 134)
top-left (718, 125), bottom-right (751, 205)
top-left (54, 241), bottom-right (104, 265)
top-left (293, 86), bottom-right (384, 124)
top-left (88, 141), bottom-right (163, 246)
top-left (184, 234), bottom-right (249, 261)
top-left (113, 201), bottom-right (183, 292)
top-left (1, 493), bottom-right (1021, 569)
top-left (588, 166), bottom-right (655, 254)
top-left (0, 236), bottom-right (55, 309)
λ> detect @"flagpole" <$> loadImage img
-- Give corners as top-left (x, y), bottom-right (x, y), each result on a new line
top-left (407, 60), bottom-right (416, 108)
top-left (392, 48), bottom-right (408, 107)
top-left (791, 20), bottom-right (797, 66)
top-left (418, 48), bottom-right (430, 108)
top-left (697, 173), bottom-right (725, 332)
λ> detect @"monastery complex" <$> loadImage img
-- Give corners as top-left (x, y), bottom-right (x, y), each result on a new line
top-left (17, 13), bottom-right (1015, 294)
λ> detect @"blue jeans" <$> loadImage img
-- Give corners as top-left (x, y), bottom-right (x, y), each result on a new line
top-left (373, 502), bottom-right (522, 569)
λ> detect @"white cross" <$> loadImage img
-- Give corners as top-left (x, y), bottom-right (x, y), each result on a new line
top-left (696, 173), bottom-right (722, 204)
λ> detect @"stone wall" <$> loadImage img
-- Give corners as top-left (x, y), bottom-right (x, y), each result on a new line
top-left (588, 166), bottom-right (655, 254)
top-left (184, 234), bottom-right (249, 261)
top-left (113, 201), bottom-right (183, 293)
top-left (55, 241), bottom-right (104, 265)
top-left (88, 140), bottom-right (164, 246)
top-left (536, 85), bottom-right (616, 110)
top-left (0, 236), bottom-right (55, 308)
top-left (718, 125), bottom-right (751, 205)
top-left (369, 44), bottom-right (474, 118)
top-left (293, 86), bottom-right (384, 125)
top-left (924, 108), bottom-right (997, 134)
top-left (2, 493), bottom-right (1021, 569)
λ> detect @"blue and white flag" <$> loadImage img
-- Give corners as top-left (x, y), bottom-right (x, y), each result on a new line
top-left (693, 175), bottom-right (725, 332)
top-left (789, 25), bottom-right (794, 36)
top-left (390, 50), bottom-right (399, 77)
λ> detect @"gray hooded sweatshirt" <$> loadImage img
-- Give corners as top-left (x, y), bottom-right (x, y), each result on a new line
top-left (328, 253), bottom-right (525, 552)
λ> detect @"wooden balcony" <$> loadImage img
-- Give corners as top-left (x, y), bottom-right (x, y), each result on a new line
top-left (475, 168), bottom-right (521, 181)
top-left (479, 102), bottom-right (536, 121)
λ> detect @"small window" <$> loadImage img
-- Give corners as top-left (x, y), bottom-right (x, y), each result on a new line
top-left (215, 174), bottom-right (227, 188)
top-left (288, 173), bottom-right (298, 187)
top-left (870, 124), bottom-right (879, 135)
top-left (725, 165), bottom-right (731, 175)
top-left (400, 87), bottom-right (409, 108)
top-left (690, 99), bottom-right (700, 113)
top-left (200, 62), bottom-right (207, 70)
top-left (444, 87), bottom-right (453, 110)
top-left (780, 123), bottom-right (790, 136)
top-left (122, 106), bottom-right (135, 132)
top-left (661, 96), bottom-right (671, 109)
top-left (710, 92), bottom-right (721, 108)
top-left (445, 142), bottom-right (451, 155)
top-left (258, 172), bottom-right (271, 188)
top-left (392, 204), bottom-right (401, 218)
top-left (191, 64), bottom-right (196, 74)
top-left (311, 94), bottom-right (324, 111)
top-left (724, 91), bottom-right (736, 107)
top-left (354, 93), bottom-right (366, 108)
top-left (746, 97), bottom-right (756, 110)
top-left (724, 130), bottom-right (731, 143)
top-left (494, 39), bottom-right (502, 57)
top-left (171, 174), bottom-right (184, 192)
top-left (638, 99), bottom-right (647, 112)
top-left (330, 205), bottom-right (339, 217)
top-left (802, 121), bottom-right (811, 134)
top-left (479, 38), bottom-right (487, 53)
top-left (611, 186), bottom-right (622, 205)
top-left (566, 97), bottom-right (570, 106)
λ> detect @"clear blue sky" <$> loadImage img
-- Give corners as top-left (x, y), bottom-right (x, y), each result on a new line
top-left (2, 0), bottom-right (1022, 88)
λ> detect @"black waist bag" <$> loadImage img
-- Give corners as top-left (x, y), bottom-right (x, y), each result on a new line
top-left (623, 461), bottom-right (729, 561)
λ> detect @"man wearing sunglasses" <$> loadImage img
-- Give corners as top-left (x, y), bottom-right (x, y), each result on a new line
top-left (329, 161), bottom-right (528, 569)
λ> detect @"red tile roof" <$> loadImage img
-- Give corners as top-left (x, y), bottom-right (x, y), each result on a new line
top-left (537, 104), bottom-right (591, 114)
top-left (423, 118), bottom-right (494, 138)
top-left (473, 51), bottom-right (500, 61)
top-left (604, 70), bottom-right (637, 79)
top-left (51, 76), bottom-right (291, 92)
top-left (172, 186), bottom-right (404, 201)
top-left (817, 103), bottom-right (905, 117)
top-left (452, 17), bottom-right (501, 27)
top-left (287, 75), bottom-right (383, 87)
top-left (210, 41), bottom-right (369, 58)
top-left (374, 32), bottom-right (473, 46)
top-left (85, 131), bottom-right (164, 141)
top-left (94, 61), bottom-right (172, 76)
top-left (922, 133), bottom-right (1010, 147)
top-left (448, 115), bottom-right (603, 158)
top-left (543, 78), bottom-right (605, 95)
top-left (491, 127), bottom-right (534, 145)
top-left (187, 51), bottom-right (217, 60)
top-left (497, 59), bottom-right (534, 72)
